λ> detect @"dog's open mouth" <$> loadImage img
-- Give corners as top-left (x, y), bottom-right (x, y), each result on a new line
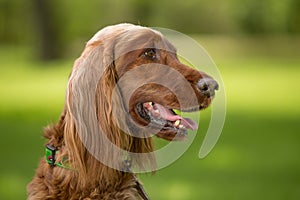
top-left (135, 102), bottom-right (198, 139)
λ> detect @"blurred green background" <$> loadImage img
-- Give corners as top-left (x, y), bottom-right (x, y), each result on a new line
top-left (0, 0), bottom-right (299, 199)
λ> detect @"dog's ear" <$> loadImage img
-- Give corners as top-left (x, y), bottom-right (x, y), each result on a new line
top-left (64, 37), bottom-right (156, 181)
top-left (64, 41), bottom-right (121, 181)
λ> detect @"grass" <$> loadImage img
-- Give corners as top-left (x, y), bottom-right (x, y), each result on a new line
top-left (0, 36), bottom-right (299, 199)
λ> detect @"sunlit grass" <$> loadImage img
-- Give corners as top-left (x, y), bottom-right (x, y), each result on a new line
top-left (220, 59), bottom-right (300, 116)
top-left (0, 173), bottom-right (27, 199)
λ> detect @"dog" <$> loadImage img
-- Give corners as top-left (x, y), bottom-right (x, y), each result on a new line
top-left (27, 23), bottom-right (218, 200)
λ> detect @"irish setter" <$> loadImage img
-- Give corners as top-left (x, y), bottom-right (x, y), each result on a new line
top-left (27, 23), bottom-right (218, 200)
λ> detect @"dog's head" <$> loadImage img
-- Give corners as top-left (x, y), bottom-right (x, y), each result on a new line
top-left (64, 24), bottom-right (218, 175)
top-left (113, 26), bottom-right (218, 141)
top-left (68, 24), bottom-right (218, 143)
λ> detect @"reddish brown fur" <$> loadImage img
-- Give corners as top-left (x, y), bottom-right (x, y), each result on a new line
top-left (27, 24), bottom-right (215, 199)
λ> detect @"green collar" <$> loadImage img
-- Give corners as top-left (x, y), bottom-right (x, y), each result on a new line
top-left (45, 146), bottom-right (148, 199)
top-left (46, 144), bottom-right (70, 169)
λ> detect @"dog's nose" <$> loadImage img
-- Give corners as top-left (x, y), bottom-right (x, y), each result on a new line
top-left (197, 78), bottom-right (219, 97)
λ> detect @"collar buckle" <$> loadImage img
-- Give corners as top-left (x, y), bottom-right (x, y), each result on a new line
top-left (46, 144), bottom-right (57, 166)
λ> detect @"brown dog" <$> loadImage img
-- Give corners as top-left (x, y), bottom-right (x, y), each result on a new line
top-left (27, 23), bottom-right (218, 200)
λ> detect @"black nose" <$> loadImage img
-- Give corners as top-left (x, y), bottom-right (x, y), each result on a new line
top-left (197, 78), bottom-right (219, 97)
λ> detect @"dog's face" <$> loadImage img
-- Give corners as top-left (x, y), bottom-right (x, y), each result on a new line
top-left (112, 28), bottom-right (218, 141)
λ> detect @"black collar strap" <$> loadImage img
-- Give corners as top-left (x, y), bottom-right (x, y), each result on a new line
top-left (46, 144), bottom-right (70, 169)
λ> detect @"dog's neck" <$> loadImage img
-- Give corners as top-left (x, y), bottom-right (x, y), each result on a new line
top-left (43, 110), bottom-right (154, 191)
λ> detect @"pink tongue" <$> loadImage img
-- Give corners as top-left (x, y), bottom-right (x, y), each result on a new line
top-left (154, 104), bottom-right (198, 130)
top-left (181, 118), bottom-right (198, 130)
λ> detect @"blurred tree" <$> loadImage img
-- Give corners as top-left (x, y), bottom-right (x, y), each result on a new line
top-left (130, 0), bottom-right (153, 26)
top-left (238, 0), bottom-right (268, 34)
top-left (1, 0), bottom-right (299, 62)
top-left (32, 0), bottom-right (63, 60)
top-left (0, 0), bottom-right (14, 44)
top-left (0, 0), bottom-right (31, 44)
top-left (287, 0), bottom-right (300, 33)
top-left (148, 0), bottom-right (234, 34)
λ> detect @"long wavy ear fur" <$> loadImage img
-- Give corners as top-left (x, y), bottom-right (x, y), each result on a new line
top-left (64, 40), bottom-right (115, 185)
top-left (63, 38), bottom-right (154, 187)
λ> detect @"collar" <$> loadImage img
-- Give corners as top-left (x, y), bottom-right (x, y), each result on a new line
top-left (46, 144), bottom-right (70, 169)
top-left (45, 145), bottom-right (149, 200)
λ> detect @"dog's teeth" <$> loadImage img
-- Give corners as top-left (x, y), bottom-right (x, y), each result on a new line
top-left (143, 102), bottom-right (153, 110)
top-left (174, 120), bottom-right (180, 127)
top-left (179, 124), bottom-right (184, 129)
top-left (146, 102), bottom-right (153, 107)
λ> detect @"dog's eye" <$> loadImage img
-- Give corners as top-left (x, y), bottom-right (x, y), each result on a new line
top-left (144, 48), bottom-right (157, 60)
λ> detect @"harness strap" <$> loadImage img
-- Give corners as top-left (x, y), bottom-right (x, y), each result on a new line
top-left (123, 159), bottom-right (150, 200)
top-left (133, 174), bottom-right (150, 200)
